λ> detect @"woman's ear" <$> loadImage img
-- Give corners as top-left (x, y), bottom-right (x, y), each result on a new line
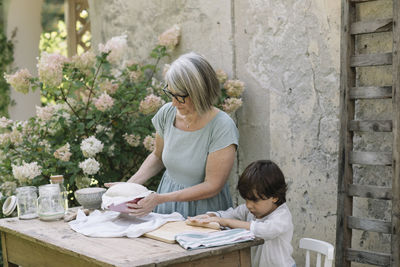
top-left (272, 197), bottom-right (279, 204)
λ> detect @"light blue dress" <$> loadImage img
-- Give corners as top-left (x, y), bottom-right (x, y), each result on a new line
top-left (152, 103), bottom-right (239, 217)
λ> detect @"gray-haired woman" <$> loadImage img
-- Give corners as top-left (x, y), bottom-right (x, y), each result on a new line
top-left (123, 52), bottom-right (238, 218)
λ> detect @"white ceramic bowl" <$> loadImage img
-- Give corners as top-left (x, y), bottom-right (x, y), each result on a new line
top-left (74, 187), bottom-right (106, 209)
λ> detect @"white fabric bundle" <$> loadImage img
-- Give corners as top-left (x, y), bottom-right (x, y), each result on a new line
top-left (69, 209), bottom-right (184, 238)
top-left (101, 182), bottom-right (153, 209)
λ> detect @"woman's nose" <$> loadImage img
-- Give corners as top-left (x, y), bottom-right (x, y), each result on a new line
top-left (171, 97), bottom-right (179, 107)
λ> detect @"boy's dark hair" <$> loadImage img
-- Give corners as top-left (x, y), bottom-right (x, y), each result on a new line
top-left (237, 160), bottom-right (287, 206)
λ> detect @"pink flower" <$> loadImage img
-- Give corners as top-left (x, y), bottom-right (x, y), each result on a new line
top-left (98, 34), bottom-right (128, 64)
top-left (139, 94), bottom-right (164, 115)
top-left (4, 69), bottom-right (32, 94)
top-left (54, 143), bottom-right (72, 162)
top-left (146, 87), bottom-right (154, 94)
top-left (99, 80), bottom-right (119, 95)
top-left (143, 133), bottom-right (155, 152)
top-left (95, 92), bottom-right (114, 112)
top-left (129, 70), bottom-right (142, 82)
top-left (216, 69), bottom-right (228, 84)
top-left (223, 80), bottom-right (245, 98)
top-left (71, 51), bottom-right (96, 73)
top-left (37, 52), bottom-right (67, 87)
top-left (158, 25), bottom-right (181, 50)
top-left (123, 133), bottom-right (141, 147)
top-left (222, 98), bottom-right (243, 114)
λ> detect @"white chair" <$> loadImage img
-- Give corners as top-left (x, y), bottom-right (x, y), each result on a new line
top-left (299, 238), bottom-right (334, 267)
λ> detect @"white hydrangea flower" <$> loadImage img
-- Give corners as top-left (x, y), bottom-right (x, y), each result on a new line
top-left (9, 128), bottom-right (23, 145)
top-left (108, 144), bottom-right (115, 156)
top-left (0, 133), bottom-right (10, 145)
top-left (0, 117), bottom-right (13, 128)
top-left (80, 136), bottom-right (104, 158)
top-left (38, 140), bottom-right (52, 153)
top-left (0, 181), bottom-right (17, 196)
top-left (79, 158), bottom-right (100, 175)
top-left (36, 105), bottom-right (55, 122)
top-left (12, 162), bottom-right (42, 182)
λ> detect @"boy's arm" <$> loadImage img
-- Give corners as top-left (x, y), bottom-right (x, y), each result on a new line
top-left (208, 204), bottom-right (249, 220)
top-left (217, 217), bottom-right (251, 230)
top-left (188, 207), bottom-right (251, 230)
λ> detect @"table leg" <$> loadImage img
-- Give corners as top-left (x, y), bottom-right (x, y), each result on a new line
top-left (239, 247), bottom-right (251, 267)
top-left (1, 232), bottom-right (17, 267)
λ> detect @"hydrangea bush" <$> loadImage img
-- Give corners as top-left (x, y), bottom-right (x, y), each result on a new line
top-left (0, 25), bottom-right (244, 212)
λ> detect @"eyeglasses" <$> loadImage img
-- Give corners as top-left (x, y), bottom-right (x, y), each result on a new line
top-left (162, 84), bottom-right (189, 104)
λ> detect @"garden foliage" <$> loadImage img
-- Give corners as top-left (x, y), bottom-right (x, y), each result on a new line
top-left (0, 25), bottom-right (244, 212)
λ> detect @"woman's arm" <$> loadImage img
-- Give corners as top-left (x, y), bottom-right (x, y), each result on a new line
top-left (127, 133), bottom-right (165, 184)
top-left (127, 144), bottom-right (236, 216)
top-left (160, 143), bottom-right (236, 202)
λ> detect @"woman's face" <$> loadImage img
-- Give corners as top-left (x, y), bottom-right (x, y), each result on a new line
top-left (168, 87), bottom-right (196, 116)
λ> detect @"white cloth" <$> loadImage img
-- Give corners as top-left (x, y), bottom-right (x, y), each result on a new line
top-left (211, 203), bottom-right (295, 267)
top-left (69, 209), bottom-right (184, 238)
top-left (175, 228), bottom-right (255, 250)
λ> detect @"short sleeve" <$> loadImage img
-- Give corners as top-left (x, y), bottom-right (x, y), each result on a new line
top-left (151, 103), bottom-right (172, 138)
top-left (208, 112), bottom-right (239, 153)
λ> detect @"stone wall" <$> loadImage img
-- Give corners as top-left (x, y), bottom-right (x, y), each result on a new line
top-left (88, 0), bottom-right (391, 265)
top-left (4, 0), bottom-right (42, 120)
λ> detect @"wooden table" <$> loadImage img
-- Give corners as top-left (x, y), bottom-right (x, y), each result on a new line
top-left (0, 216), bottom-right (263, 267)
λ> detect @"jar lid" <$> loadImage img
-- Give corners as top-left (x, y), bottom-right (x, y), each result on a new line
top-left (2, 195), bottom-right (17, 216)
top-left (50, 175), bottom-right (64, 183)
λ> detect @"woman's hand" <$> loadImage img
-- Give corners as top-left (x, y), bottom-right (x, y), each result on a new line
top-left (126, 192), bottom-right (159, 217)
top-left (104, 182), bottom-right (125, 188)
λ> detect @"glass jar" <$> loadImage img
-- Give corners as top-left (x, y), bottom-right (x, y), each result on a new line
top-left (37, 184), bottom-right (65, 221)
top-left (50, 175), bottom-right (68, 213)
top-left (16, 186), bottom-right (38, 220)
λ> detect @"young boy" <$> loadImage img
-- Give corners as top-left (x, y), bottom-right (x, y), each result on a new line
top-left (188, 160), bottom-right (296, 267)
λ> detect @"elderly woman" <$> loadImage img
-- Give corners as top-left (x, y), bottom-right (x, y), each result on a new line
top-left (125, 52), bottom-right (238, 218)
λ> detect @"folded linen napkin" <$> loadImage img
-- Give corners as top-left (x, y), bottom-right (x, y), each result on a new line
top-left (69, 209), bottom-right (184, 238)
top-left (175, 228), bottom-right (255, 250)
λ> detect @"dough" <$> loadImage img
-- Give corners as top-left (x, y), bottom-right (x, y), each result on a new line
top-left (104, 182), bottom-right (149, 198)
top-left (185, 219), bottom-right (220, 230)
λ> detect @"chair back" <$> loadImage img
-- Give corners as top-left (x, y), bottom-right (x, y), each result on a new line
top-left (299, 238), bottom-right (334, 267)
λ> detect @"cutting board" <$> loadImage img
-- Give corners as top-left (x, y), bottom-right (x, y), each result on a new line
top-left (144, 221), bottom-right (219, 244)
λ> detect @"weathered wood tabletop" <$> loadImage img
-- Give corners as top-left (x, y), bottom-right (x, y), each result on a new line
top-left (0, 215), bottom-right (263, 267)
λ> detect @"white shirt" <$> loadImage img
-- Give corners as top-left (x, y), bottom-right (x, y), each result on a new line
top-left (214, 203), bottom-right (295, 267)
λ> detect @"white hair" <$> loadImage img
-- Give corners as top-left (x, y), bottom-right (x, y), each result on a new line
top-left (165, 52), bottom-right (220, 115)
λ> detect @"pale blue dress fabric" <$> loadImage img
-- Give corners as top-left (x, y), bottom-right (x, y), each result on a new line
top-left (152, 103), bottom-right (239, 217)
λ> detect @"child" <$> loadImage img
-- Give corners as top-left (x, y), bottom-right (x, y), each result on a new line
top-left (188, 160), bottom-right (296, 267)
